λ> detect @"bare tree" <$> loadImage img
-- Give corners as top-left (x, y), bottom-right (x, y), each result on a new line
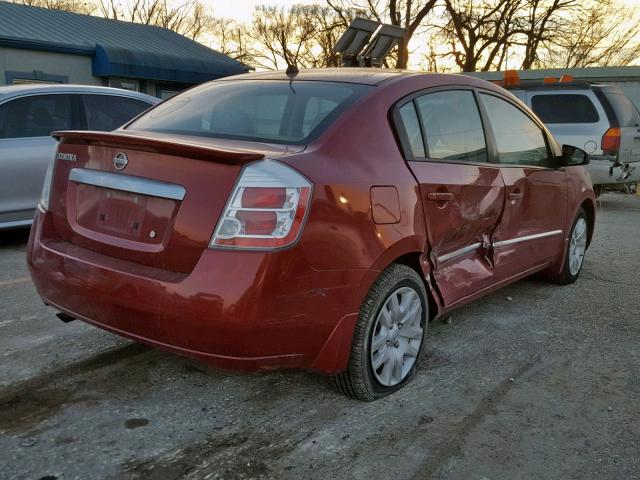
top-left (434, 0), bottom-right (527, 72)
top-left (15, 0), bottom-right (640, 72)
top-left (517, 0), bottom-right (579, 69)
top-left (537, 0), bottom-right (640, 68)
top-left (98, 0), bottom-right (213, 41)
top-left (245, 5), bottom-right (351, 70)
top-left (12, 0), bottom-right (95, 14)
top-left (210, 18), bottom-right (255, 66)
top-left (327, 0), bottom-right (438, 68)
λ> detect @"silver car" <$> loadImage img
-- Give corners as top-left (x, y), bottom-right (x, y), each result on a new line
top-left (508, 81), bottom-right (640, 194)
top-left (0, 84), bottom-right (158, 229)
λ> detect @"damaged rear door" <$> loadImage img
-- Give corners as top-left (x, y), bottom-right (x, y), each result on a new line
top-left (396, 88), bottom-right (505, 305)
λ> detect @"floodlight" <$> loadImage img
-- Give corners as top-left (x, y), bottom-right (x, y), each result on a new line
top-left (334, 17), bottom-right (380, 55)
top-left (333, 18), bottom-right (406, 68)
top-left (361, 24), bottom-right (405, 66)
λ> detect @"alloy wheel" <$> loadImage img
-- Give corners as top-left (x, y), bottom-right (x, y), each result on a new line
top-left (370, 286), bottom-right (424, 387)
top-left (569, 217), bottom-right (587, 275)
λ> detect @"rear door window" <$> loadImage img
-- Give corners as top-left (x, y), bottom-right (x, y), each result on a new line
top-left (0, 94), bottom-right (72, 139)
top-left (414, 90), bottom-right (487, 163)
top-left (481, 93), bottom-right (551, 167)
top-left (82, 95), bottom-right (152, 131)
top-left (531, 94), bottom-right (599, 124)
top-left (128, 80), bottom-right (371, 145)
top-left (398, 101), bottom-right (426, 158)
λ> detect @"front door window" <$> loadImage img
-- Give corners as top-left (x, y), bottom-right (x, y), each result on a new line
top-left (480, 93), bottom-right (551, 167)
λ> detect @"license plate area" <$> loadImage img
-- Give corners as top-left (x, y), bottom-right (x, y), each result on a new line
top-left (75, 184), bottom-right (178, 244)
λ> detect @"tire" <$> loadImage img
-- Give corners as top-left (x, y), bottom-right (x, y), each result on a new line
top-left (332, 264), bottom-right (429, 401)
top-left (594, 185), bottom-right (604, 198)
top-left (548, 208), bottom-right (589, 285)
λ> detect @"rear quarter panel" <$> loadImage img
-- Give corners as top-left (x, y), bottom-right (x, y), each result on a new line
top-left (280, 85), bottom-right (428, 275)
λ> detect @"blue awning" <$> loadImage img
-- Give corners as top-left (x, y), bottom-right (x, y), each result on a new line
top-left (92, 45), bottom-right (247, 84)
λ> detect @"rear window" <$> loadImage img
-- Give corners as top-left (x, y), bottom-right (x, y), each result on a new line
top-left (127, 80), bottom-right (371, 145)
top-left (602, 92), bottom-right (640, 127)
top-left (531, 94), bottom-right (599, 124)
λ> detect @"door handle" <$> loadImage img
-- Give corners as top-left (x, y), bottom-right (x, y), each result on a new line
top-left (508, 189), bottom-right (523, 200)
top-left (427, 192), bottom-right (455, 202)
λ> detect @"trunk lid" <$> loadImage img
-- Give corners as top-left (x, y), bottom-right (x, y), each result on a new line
top-left (48, 130), bottom-right (304, 273)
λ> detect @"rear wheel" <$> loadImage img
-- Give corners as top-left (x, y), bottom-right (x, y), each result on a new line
top-left (332, 264), bottom-right (428, 401)
top-left (594, 185), bottom-right (604, 197)
top-left (549, 208), bottom-right (588, 285)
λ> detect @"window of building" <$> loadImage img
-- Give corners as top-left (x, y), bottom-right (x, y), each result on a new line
top-left (5, 70), bottom-right (68, 85)
top-left (108, 78), bottom-right (140, 92)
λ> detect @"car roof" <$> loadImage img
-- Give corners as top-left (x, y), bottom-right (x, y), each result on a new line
top-left (218, 68), bottom-right (418, 86)
top-left (505, 81), bottom-right (625, 94)
top-left (217, 69), bottom-right (512, 96)
top-left (0, 84), bottom-right (158, 102)
top-left (209, 69), bottom-right (519, 112)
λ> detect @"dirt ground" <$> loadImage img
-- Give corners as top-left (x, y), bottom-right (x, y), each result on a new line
top-left (1, 192), bottom-right (639, 480)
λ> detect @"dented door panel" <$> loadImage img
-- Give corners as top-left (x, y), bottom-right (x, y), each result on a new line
top-left (408, 161), bottom-right (505, 305)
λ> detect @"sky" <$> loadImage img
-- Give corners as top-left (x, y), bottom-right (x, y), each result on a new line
top-left (209, 0), bottom-right (320, 23)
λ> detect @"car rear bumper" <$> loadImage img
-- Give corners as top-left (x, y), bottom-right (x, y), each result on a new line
top-left (0, 208), bottom-right (35, 230)
top-left (587, 158), bottom-right (640, 185)
top-left (27, 211), bottom-right (369, 374)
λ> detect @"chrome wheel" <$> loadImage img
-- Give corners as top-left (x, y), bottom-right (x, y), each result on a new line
top-left (370, 286), bottom-right (424, 387)
top-left (569, 217), bottom-right (587, 275)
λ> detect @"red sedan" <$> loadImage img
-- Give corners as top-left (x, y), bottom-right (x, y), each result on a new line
top-left (27, 69), bottom-right (595, 400)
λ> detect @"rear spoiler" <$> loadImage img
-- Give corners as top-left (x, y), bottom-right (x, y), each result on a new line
top-left (53, 130), bottom-right (265, 165)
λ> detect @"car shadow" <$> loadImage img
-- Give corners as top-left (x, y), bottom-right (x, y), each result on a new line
top-left (0, 227), bottom-right (31, 248)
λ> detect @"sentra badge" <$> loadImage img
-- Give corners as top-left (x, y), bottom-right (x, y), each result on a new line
top-left (55, 152), bottom-right (77, 162)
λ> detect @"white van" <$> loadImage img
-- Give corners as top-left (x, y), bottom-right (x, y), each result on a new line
top-left (506, 80), bottom-right (640, 194)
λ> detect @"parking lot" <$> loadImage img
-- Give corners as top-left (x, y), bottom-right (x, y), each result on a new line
top-left (0, 192), bottom-right (638, 480)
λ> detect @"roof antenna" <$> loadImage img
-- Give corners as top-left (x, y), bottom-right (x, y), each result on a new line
top-left (286, 63), bottom-right (298, 94)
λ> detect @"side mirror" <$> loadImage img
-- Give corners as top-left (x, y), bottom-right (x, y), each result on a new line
top-left (560, 145), bottom-right (589, 166)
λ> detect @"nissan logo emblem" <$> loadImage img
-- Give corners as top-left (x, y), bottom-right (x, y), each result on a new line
top-left (113, 152), bottom-right (128, 170)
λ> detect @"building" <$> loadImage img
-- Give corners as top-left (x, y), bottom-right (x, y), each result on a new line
top-left (0, 1), bottom-right (248, 98)
top-left (467, 66), bottom-right (640, 109)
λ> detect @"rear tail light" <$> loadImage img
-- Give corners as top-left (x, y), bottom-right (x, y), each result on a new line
top-left (210, 160), bottom-right (312, 250)
top-left (602, 127), bottom-right (621, 155)
top-left (39, 156), bottom-right (56, 211)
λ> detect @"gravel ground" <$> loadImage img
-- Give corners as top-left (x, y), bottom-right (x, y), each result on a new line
top-left (0, 192), bottom-right (638, 480)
